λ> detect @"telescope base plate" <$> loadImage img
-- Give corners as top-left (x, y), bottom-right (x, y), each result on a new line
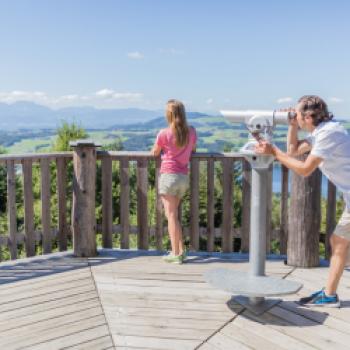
top-left (229, 295), bottom-right (281, 316)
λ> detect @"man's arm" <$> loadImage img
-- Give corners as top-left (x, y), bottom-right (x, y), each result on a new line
top-left (287, 120), bottom-right (311, 156)
top-left (255, 141), bottom-right (322, 177)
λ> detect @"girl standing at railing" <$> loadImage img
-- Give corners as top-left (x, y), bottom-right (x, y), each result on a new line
top-left (152, 99), bottom-right (197, 264)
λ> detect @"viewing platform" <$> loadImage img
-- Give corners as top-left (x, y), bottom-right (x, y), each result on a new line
top-left (0, 144), bottom-right (345, 349)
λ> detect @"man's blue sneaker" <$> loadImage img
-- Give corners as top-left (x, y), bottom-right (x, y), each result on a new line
top-left (298, 288), bottom-right (324, 305)
top-left (299, 289), bottom-right (340, 308)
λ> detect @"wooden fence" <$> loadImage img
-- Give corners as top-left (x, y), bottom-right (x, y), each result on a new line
top-left (0, 147), bottom-right (339, 262)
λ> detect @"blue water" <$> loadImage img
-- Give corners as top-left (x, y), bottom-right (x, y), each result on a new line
top-left (272, 165), bottom-right (329, 197)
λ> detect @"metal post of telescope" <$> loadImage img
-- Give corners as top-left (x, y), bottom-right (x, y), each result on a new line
top-left (204, 152), bottom-right (302, 316)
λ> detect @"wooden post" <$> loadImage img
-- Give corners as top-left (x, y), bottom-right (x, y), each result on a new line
top-left (287, 157), bottom-right (321, 267)
top-left (70, 140), bottom-right (100, 257)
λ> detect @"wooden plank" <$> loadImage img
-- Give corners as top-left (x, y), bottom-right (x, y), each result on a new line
top-left (241, 160), bottom-right (251, 253)
top-left (190, 157), bottom-right (200, 250)
top-left (120, 158), bottom-right (130, 249)
top-left (22, 159), bottom-right (35, 257)
top-left (64, 336), bottom-right (114, 350)
top-left (101, 155), bottom-right (113, 248)
top-left (207, 158), bottom-right (215, 252)
top-left (56, 157), bottom-right (68, 251)
top-left (326, 180), bottom-right (337, 260)
top-left (6, 160), bottom-right (17, 259)
top-left (221, 158), bottom-right (233, 252)
top-left (155, 158), bottom-right (163, 250)
top-left (207, 332), bottom-right (252, 350)
top-left (113, 335), bottom-right (199, 350)
top-left (280, 165), bottom-right (289, 254)
top-left (137, 159), bottom-right (149, 250)
top-left (40, 158), bottom-right (51, 254)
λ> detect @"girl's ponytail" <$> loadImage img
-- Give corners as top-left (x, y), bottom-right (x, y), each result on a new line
top-left (166, 100), bottom-right (189, 148)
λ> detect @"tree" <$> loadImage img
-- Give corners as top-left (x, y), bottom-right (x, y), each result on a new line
top-left (52, 121), bottom-right (88, 152)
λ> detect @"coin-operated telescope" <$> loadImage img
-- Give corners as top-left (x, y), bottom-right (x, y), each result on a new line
top-left (204, 109), bottom-right (302, 316)
top-left (220, 110), bottom-right (296, 168)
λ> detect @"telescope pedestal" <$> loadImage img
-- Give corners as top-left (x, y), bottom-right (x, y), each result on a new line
top-left (205, 154), bottom-right (302, 316)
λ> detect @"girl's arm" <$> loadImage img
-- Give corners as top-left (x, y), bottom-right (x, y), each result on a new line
top-left (152, 143), bottom-right (162, 157)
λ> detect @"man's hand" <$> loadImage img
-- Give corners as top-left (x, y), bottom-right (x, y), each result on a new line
top-left (255, 140), bottom-right (276, 156)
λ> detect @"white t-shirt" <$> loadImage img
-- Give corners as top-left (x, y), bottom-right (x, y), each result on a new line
top-left (306, 121), bottom-right (350, 211)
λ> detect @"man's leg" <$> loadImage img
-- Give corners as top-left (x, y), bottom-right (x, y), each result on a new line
top-left (325, 234), bottom-right (350, 295)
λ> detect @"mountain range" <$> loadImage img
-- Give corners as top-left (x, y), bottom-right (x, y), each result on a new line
top-left (0, 102), bottom-right (163, 130)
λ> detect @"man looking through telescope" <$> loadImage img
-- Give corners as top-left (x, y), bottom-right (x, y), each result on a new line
top-left (255, 95), bottom-right (350, 307)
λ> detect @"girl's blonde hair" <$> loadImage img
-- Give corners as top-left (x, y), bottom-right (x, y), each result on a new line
top-left (166, 99), bottom-right (189, 148)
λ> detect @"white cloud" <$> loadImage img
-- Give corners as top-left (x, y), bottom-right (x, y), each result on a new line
top-left (0, 90), bottom-right (48, 103)
top-left (277, 97), bottom-right (293, 104)
top-left (127, 51), bottom-right (144, 59)
top-left (95, 89), bottom-right (115, 98)
top-left (95, 89), bottom-right (143, 101)
top-left (0, 89), bottom-right (145, 108)
top-left (159, 48), bottom-right (184, 55)
top-left (329, 97), bottom-right (343, 104)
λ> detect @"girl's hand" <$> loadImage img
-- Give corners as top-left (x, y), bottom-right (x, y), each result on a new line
top-left (255, 140), bottom-right (276, 156)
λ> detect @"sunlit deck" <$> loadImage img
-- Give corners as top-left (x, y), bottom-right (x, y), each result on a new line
top-left (1, 250), bottom-right (350, 350)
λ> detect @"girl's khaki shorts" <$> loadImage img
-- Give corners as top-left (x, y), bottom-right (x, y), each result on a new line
top-left (158, 173), bottom-right (189, 199)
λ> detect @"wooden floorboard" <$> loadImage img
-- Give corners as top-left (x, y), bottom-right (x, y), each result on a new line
top-left (1, 250), bottom-right (350, 349)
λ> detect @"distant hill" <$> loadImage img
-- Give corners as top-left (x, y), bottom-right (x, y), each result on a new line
top-left (0, 102), bottom-right (161, 130)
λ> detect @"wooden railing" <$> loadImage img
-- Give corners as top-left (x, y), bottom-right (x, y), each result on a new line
top-left (0, 148), bottom-right (340, 262)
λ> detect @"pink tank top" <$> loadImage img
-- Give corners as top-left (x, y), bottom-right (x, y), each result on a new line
top-left (155, 127), bottom-right (197, 174)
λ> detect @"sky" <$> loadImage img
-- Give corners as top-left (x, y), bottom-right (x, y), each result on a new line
top-left (0, 0), bottom-right (349, 117)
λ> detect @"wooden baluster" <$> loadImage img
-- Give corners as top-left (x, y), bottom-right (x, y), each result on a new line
top-left (120, 158), bottom-right (130, 249)
top-left (22, 159), bottom-right (35, 257)
top-left (7, 160), bottom-right (17, 259)
top-left (102, 155), bottom-right (113, 248)
top-left (241, 160), bottom-right (251, 253)
top-left (222, 158), bottom-right (233, 253)
top-left (56, 158), bottom-right (68, 251)
top-left (190, 158), bottom-right (200, 251)
top-left (155, 158), bottom-right (163, 250)
top-left (207, 158), bottom-right (215, 252)
top-left (137, 159), bottom-right (148, 250)
top-left (40, 158), bottom-right (51, 254)
top-left (326, 180), bottom-right (337, 260)
top-left (265, 163), bottom-right (273, 253)
top-left (280, 165), bottom-right (289, 255)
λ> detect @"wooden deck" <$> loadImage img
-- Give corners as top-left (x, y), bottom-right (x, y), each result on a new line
top-left (1, 250), bottom-right (350, 350)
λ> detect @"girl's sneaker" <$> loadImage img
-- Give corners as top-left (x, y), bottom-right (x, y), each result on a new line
top-left (299, 289), bottom-right (340, 308)
top-left (163, 254), bottom-right (183, 264)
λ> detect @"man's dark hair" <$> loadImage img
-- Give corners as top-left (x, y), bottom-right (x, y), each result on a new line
top-left (297, 95), bottom-right (333, 126)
